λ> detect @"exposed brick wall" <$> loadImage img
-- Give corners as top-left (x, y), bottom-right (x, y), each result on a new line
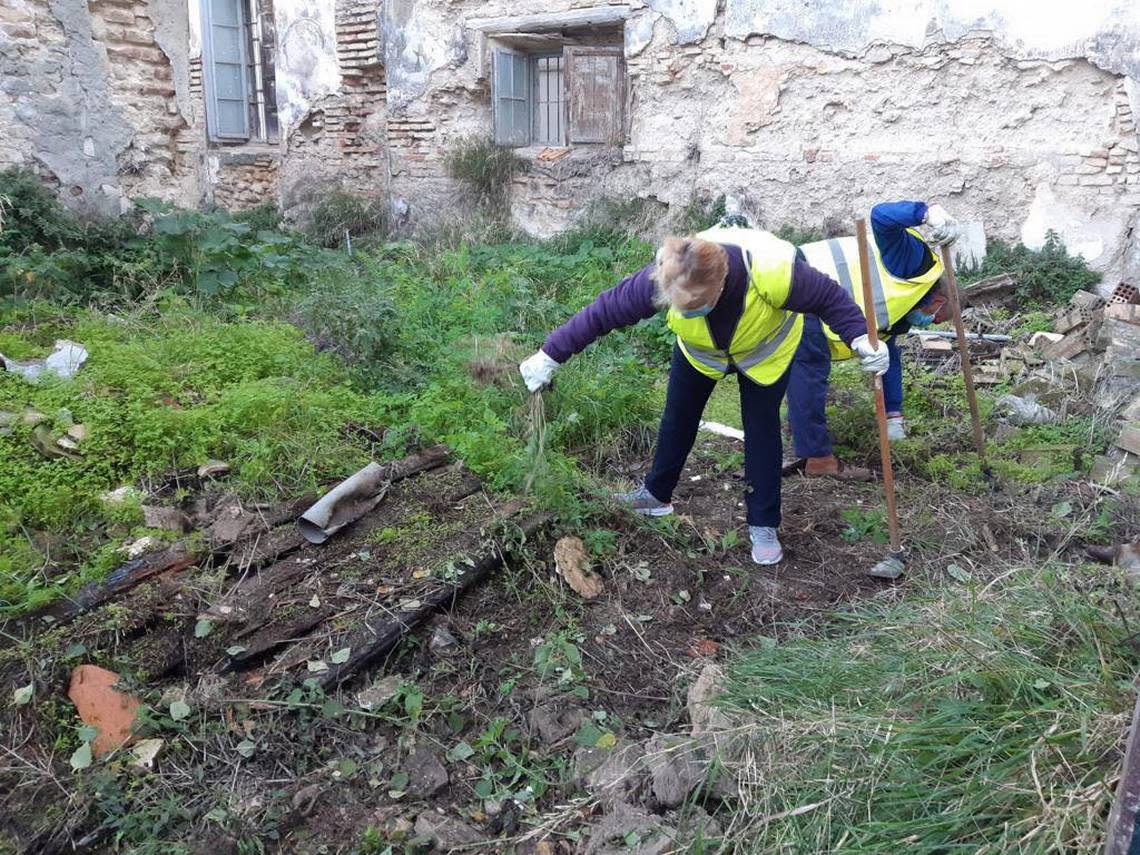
top-left (87, 0), bottom-right (193, 200)
top-left (278, 0), bottom-right (387, 212)
top-left (0, 0), bottom-right (199, 210)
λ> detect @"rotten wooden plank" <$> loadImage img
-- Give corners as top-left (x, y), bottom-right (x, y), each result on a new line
top-left (315, 512), bottom-right (551, 688)
top-left (7, 446), bottom-right (453, 632)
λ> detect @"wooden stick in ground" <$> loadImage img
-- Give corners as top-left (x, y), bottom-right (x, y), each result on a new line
top-left (855, 219), bottom-right (903, 572)
top-left (939, 244), bottom-right (989, 473)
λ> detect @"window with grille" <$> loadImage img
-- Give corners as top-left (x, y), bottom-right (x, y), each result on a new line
top-left (493, 44), bottom-right (623, 148)
top-left (201, 0), bottom-right (280, 143)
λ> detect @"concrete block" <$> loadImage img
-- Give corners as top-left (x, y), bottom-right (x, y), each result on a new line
top-left (1090, 453), bottom-right (1139, 486)
top-left (1104, 303), bottom-right (1140, 325)
top-left (1054, 308), bottom-right (1087, 334)
top-left (1042, 331), bottom-right (1088, 361)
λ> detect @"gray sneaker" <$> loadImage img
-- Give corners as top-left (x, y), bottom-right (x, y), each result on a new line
top-left (614, 485), bottom-right (674, 517)
top-left (749, 526), bottom-right (783, 565)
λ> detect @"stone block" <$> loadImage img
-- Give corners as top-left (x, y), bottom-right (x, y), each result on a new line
top-left (1116, 424), bottom-right (1140, 457)
top-left (1041, 331), bottom-right (1088, 361)
top-left (1090, 453), bottom-right (1138, 486)
top-left (1079, 174), bottom-right (1114, 186)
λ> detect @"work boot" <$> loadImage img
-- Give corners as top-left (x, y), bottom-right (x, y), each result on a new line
top-left (750, 526), bottom-right (783, 565)
top-left (614, 484), bottom-right (674, 517)
top-left (803, 454), bottom-right (873, 481)
top-left (886, 416), bottom-right (906, 441)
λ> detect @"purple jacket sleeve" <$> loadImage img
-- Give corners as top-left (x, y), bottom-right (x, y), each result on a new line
top-left (782, 260), bottom-right (868, 345)
top-left (542, 264), bottom-right (659, 363)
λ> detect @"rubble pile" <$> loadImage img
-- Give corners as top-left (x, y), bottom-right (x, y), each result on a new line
top-left (956, 281), bottom-right (1140, 486)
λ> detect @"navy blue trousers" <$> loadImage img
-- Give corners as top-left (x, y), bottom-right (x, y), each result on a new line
top-left (645, 344), bottom-right (790, 527)
top-left (786, 315), bottom-right (904, 459)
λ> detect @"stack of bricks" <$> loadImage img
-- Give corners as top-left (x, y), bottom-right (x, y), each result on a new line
top-left (87, 0), bottom-right (191, 195)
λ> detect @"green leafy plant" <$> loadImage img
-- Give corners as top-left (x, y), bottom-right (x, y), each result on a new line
top-left (840, 506), bottom-right (888, 544)
top-left (957, 230), bottom-right (1100, 306)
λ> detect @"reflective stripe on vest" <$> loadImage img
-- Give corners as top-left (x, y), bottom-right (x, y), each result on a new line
top-left (680, 310), bottom-right (797, 375)
top-left (825, 238), bottom-right (888, 327)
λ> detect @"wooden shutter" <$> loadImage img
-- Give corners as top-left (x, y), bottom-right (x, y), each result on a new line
top-left (565, 47), bottom-right (624, 144)
top-left (493, 48), bottom-right (530, 147)
top-left (202, 0), bottom-right (251, 140)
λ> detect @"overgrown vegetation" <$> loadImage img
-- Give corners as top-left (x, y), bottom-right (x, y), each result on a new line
top-left (958, 229), bottom-right (1100, 305)
top-left (720, 563), bottom-right (1136, 852)
top-left (304, 190), bottom-right (388, 249)
top-left (445, 137), bottom-right (525, 213)
top-left (1, 172), bottom-right (1133, 853)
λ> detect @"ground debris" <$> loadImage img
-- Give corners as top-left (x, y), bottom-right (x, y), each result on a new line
top-left (413, 810), bottom-right (482, 849)
top-left (403, 747), bottom-right (450, 798)
top-left (554, 536), bottom-right (604, 599)
top-left (960, 273), bottom-right (1017, 308)
top-left (0, 339), bottom-right (88, 382)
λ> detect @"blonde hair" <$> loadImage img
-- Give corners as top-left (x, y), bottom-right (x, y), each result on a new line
top-left (651, 237), bottom-right (728, 311)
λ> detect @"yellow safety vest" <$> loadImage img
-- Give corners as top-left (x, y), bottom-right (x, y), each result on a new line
top-left (799, 228), bottom-right (943, 360)
top-left (665, 227), bottom-right (803, 385)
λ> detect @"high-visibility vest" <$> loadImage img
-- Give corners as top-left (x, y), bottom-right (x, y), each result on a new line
top-left (800, 228), bottom-right (943, 360)
top-left (665, 227), bottom-right (803, 385)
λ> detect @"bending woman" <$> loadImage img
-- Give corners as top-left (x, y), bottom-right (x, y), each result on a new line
top-left (519, 226), bottom-right (886, 566)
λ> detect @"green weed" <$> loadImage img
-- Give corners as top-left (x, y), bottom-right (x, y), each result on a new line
top-left (445, 137), bottom-right (525, 213)
top-left (957, 230), bottom-right (1100, 306)
top-left (720, 564), bottom-right (1137, 852)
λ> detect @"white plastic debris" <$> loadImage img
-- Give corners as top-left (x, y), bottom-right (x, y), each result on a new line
top-left (1, 340), bottom-right (89, 382)
top-left (994, 393), bottom-right (1060, 425)
top-left (698, 421), bottom-right (744, 441)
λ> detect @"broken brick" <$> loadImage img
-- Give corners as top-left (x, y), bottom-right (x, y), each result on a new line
top-left (68, 665), bottom-right (141, 757)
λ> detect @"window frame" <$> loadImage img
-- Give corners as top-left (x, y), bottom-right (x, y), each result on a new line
top-left (200, 0), bottom-right (279, 144)
top-left (490, 40), bottom-right (625, 149)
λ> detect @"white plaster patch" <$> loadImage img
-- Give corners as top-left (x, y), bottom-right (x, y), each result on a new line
top-left (723, 0), bottom-right (1139, 75)
top-left (274, 0), bottom-right (342, 132)
top-left (625, 9), bottom-right (657, 56)
top-left (647, 0), bottom-right (718, 45)
top-left (953, 220), bottom-right (987, 268)
top-left (1020, 182), bottom-right (1130, 269)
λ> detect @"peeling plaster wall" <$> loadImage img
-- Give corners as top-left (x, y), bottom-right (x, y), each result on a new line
top-left (274, 0), bottom-right (341, 133)
top-left (0, 0), bottom-right (201, 213)
top-left (378, 0), bottom-right (1140, 287)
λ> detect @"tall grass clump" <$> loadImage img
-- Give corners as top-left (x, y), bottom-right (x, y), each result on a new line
top-left (718, 565), bottom-right (1136, 851)
top-left (445, 137), bottom-right (525, 213)
top-left (305, 190), bottom-right (388, 249)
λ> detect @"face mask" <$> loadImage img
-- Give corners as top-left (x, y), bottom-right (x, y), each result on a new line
top-left (905, 308), bottom-right (935, 328)
top-left (681, 305), bottom-right (715, 319)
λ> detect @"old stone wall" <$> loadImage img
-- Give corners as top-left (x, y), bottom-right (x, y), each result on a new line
top-left (0, 0), bottom-right (201, 214)
top-left (379, 0), bottom-right (1140, 286)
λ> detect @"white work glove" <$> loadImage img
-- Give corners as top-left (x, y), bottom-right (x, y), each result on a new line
top-left (923, 203), bottom-right (959, 246)
top-left (519, 350), bottom-right (560, 392)
top-left (851, 334), bottom-right (890, 375)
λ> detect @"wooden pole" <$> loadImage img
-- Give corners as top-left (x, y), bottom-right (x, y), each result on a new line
top-left (939, 245), bottom-right (989, 472)
top-left (855, 219), bottom-right (901, 555)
